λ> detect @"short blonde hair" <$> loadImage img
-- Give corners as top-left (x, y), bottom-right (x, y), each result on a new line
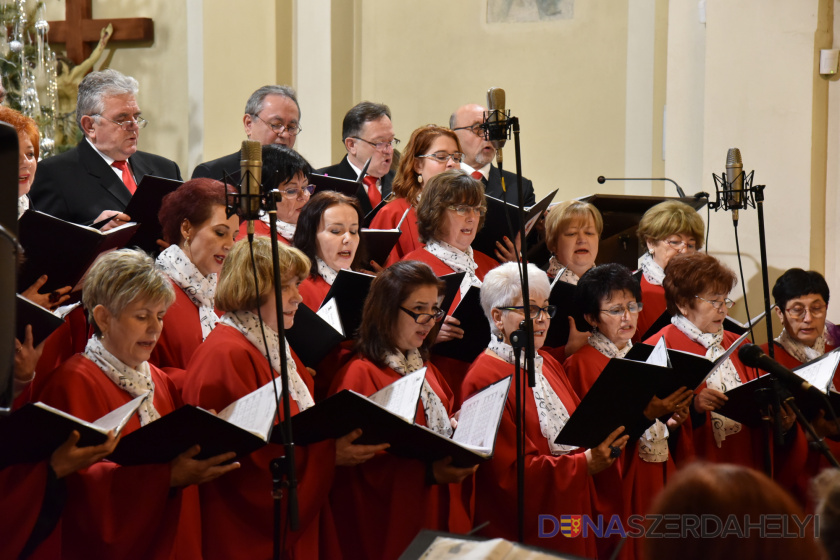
top-left (544, 201), bottom-right (603, 254)
top-left (83, 249), bottom-right (175, 335)
top-left (215, 237), bottom-right (310, 312)
top-left (637, 200), bottom-right (705, 250)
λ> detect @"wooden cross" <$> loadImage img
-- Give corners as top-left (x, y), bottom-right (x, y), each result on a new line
top-left (47, 0), bottom-right (154, 64)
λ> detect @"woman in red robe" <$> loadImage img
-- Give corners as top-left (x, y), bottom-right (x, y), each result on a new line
top-left (645, 253), bottom-right (764, 471)
top-left (541, 200), bottom-right (603, 363)
top-left (235, 144), bottom-right (314, 244)
top-left (462, 262), bottom-right (629, 559)
top-left (370, 124), bottom-right (463, 266)
top-left (182, 237), bottom-right (385, 560)
top-left (33, 249), bottom-right (238, 560)
top-left (151, 178), bottom-right (239, 379)
top-left (329, 260), bottom-right (476, 560)
top-left (402, 170), bottom-right (499, 403)
top-left (564, 263), bottom-right (694, 557)
top-left (633, 200), bottom-right (705, 342)
top-left (760, 268), bottom-right (840, 508)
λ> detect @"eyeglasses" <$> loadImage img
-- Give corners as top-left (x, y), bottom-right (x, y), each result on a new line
top-left (785, 304), bottom-right (827, 319)
top-left (93, 114), bottom-right (148, 130)
top-left (399, 306), bottom-right (445, 325)
top-left (351, 136), bottom-right (400, 152)
top-left (452, 123), bottom-right (485, 138)
top-left (280, 185), bottom-right (315, 199)
top-left (695, 295), bottom-right (735, 309)
top-left (664, 239), bottom-right (697, 251)
top-left (447, 205), bottom-right (486, 217)
top-left (417, 151), bottom-right (465, 164)
top-left (497, 305), bottom-right (557, 319)
top-left (600, 302), bottom-right (643, 316)
top-left (253, 114), bottom-right (302, 136)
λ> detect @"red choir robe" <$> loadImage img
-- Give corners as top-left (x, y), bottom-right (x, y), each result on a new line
top-left (182, 324), bottom-right (338, 560)
top-left (148, 283), bottom-right (207, 388)
top-left (646, 324), bottom-right (765, 471)
top-left (564, 343), bottom-right (694, 558)
top-left (369, 197), bottom-right (422, 267)
top-left (1, 387), bottom-right (63, 560)
top-left (462, 350), bottom-right (625, 559)
top-left (328, 356), bottom-right (473, 560)
top-left (633, 276), bottom-right (666, 343)
top-left (761, 341), bottom-right (840, 510)
top-left (299, 273), bottom-right (331, 311)
top-left (33, 354), bottom-right (202, 560)
top-left (235, 219), bottom-right (292, 244)
top-left (31, 305), bottom-right (89, 392)
top-left (402, 246), bottom-right (499, 404)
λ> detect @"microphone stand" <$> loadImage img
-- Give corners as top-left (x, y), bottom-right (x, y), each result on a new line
top-left (265, 190), bottom-right (300, 559)
top-left (228, 175), bottom-right (299, 560)
top-left (596, 175), bottom-right (688, 198)
top-left (484, 109), bottom-right (534, 543)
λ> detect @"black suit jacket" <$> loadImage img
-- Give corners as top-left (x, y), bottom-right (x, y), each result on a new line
top-left (30, 139), bottom-right (182, 225)
top-left (484, 165), bottom-right (536, 207)
top-left (316, 155), bottom-right (394, 216)
top-left (191, 151), bottom-right (240, 183)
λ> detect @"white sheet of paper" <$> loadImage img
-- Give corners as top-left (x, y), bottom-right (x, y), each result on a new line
top-left (367, 368), bottom-right (426, 422)
top-left (702, 332), bottom-right (750, 383)
top-left (217, 378), bottom-right (282, 440)
top-left (794, 349), bottom-right (840, 393)
top-left (645, 336), bottom-right (671, 368)
top-left (316, 297), bottom-right (344, 336)
top-left (452, 376), bottom-right (512, 455)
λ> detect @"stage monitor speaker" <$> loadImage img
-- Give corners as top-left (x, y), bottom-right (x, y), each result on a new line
top-left (0, 122), bottom-right (19, 414)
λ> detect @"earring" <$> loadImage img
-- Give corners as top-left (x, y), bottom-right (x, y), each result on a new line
top-left (417, 175), bottom-right (423, 184)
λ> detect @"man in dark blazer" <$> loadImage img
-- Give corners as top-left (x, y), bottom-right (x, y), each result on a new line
top-left (30, 69), bottom-right (181, 227)
top-left (316, 101), bottom-right (396, 217)
top-left (191, 85), bottom-right (302, 183)
top-left (450, 103), bottom-right (536, 207)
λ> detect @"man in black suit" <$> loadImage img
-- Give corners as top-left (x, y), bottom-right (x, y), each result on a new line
top-left (316, 101), bottom-right (397, 216)
top-left (191, 85), bottom-right (302, 182)
top-left (450, 103), bottom-right (536, 206)
top-left (30, 69), bottom-right (181, 228)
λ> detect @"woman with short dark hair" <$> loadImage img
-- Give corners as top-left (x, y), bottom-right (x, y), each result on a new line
top-left (646, 252), bottom-right (763, 470)
top-left (237, 144), bottom-right (314, 243)
top-left (152, 178), bottom-right (239, 375)
top-left (564, 264), bottom-right (693, 556)
top-left (293, 190), bottom-right (364, 309)
top-left (461, 262), bottom-right (628, 558)
top-left (329, 260), bottom-right (475, 560)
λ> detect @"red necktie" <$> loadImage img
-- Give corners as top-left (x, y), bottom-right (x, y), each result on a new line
top-left (363, 175), bottom-right (381, 207)
top-left (112, 160), bottom-right (137, 194)
top-left (470, 171), bottom-right (484, 181)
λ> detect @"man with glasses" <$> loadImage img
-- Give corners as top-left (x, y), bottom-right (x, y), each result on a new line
top-left (450, 103), bottom-right (535, 206)
top-left (316, 101), bottom-right (397, 216)
top-left (192, 85), bottom-right (302, 183)
top-left (30, 69), bottom-right (181, 228)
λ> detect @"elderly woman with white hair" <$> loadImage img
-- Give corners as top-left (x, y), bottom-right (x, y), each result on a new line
top-left (34, 249), bottom-right (238, 559)
top-left (461, 262), bottom-right (628, 559)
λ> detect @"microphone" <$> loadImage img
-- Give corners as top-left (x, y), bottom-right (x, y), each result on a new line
top-left (240, 140), bottom-right (263, 236)
top-left (738, 343), bottom-right (820, 395)
top-left (725, 147), bottom-right (743, 224)
top-left (486, 87), bottom-right (506, 166)
top-left (597, 175), bottom-right (688, 198)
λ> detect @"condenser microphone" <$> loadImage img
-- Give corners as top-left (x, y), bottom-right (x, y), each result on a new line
top-left (240, 140), bottom-right (263, 236)
top-left (486, 87), bottom-right (507, 166)
top-left (726, 147), bottom-right (743, 224)
top-left (738, 343), bottom-right (821, 396)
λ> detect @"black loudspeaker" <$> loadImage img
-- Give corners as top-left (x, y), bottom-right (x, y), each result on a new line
top-left (0, 122), bottom-right (20, 413)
